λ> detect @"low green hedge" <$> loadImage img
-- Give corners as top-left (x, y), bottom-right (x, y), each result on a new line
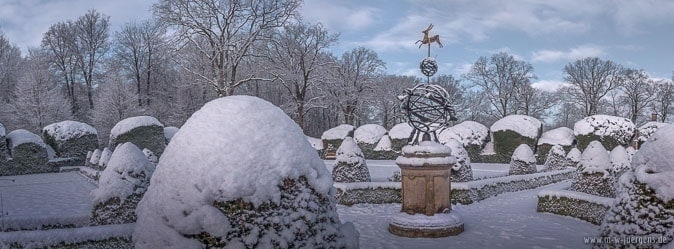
top-left (492, 130), bottom-right (537, 163)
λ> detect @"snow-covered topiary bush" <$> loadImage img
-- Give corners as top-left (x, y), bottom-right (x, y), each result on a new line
top-left (491, 115), bottom-right (543, 163)
top-left (42, 120), bottom-right (98, 163)
top-left (636, 121), bottom-right (669, 147)
top-left (91, 142), bottom-right (155, 225)
top-left (508, 144), bottom-right (537, 175)
top-left (98, 147), bottom-right (112, 169)
top-left (109, 116), bottom-right (165, 157)
top-left (571, 141), bottom-right (615, 198)
top-left (163, 126), bottom-right (179, 144)
top-left (444, 138), bottom-right (473, 182)
top-left (597, 125), bottom-right (674, 249)
top-left (609, 146), bottom-right (630, 178)
top-left (574, 115), bottom-right (635, 151)
top-left (371, 135), bottom-right (398, 160)
top-left (566, 147), bottom-right (582, 168)
top-left (133, 96), bottom-right (358, 249)
top-left (142, 148), bottom-right (158, 164)
top-left (354, 124), bottom-right (387, 159)
top-left (321, 124), bottom-right (355, 158)
top-left (2, 129), bottom-right (52, 175)
top-left (626, 146), bottom-right (636, 161)
top-left (89, 149), bottom-right (102, 169)
top-left (544, 144), bottom-right (568, 171)
top-left (537, 127), bottom-right (575, 164)
top-left (332, 137), bottom-right (371, 183)
top-left (438, 121), bottom-right (489, 161)
top-left (389, 123), bottom-right (413, 152)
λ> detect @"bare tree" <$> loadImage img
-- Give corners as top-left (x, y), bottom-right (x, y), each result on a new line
top-left (0, 30), bottom-right (22, 105)
top-left (114, 19), bottom-right (168, 107)
top-left (9, 49), bottom-right (72, 133)
top-left (517, 84), bottom-right (558, 120)
top-left (90, 69), bottom-right (142, 145)
top-left (464, 52), bottom-right (536, 118)
top-left (651, 79), bottom-right (673, 122)
top-left (73, 9), bottom-right (110, 109)
top-left (365, 74), bottom-right (415, 129)
top-left (154, 0), bottom-right (301, 96)
top-left (42, 22), bottom-right (80, 115)
top-left (264, 22), bottom-right (338, 129)
top-left (563, 57), bottom-right (623, 116)
top-left (326, 47), bottom-right (386, 125)
top-left (619, 68), bottom-right (656, 123)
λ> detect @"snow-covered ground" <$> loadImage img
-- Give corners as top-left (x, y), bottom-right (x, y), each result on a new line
top-left (337, 180), bottom-right (598, 249)
top-left (0, 163), bottom-right (591, 248)
top-left (0, 172), bottom-right (96, 231)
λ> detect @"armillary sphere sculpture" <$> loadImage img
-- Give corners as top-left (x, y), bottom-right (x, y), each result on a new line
top-left (400, 24), bottom-right (457, 144)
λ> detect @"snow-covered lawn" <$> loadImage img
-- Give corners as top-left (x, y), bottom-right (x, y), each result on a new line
top-left (0, 172), bottom-right (96, 231)
top-left (338, 180), bottom-right (598, 249)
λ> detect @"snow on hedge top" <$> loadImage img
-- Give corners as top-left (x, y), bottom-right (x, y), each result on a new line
top-left (567, 148), bottom-right (582, 163)
top-left (438, 121), bottom-right (489, 146)
top-left (91, 142), bottom-right (154, 205)
top-left (538, 127), bottom-right (574, 146)
top-left (321, 124), bottom-right (355, 140)
top-left (402, 140), bottom-right (451, 155)
top-left (511, 144), bottom-right (536, 163)
top-left (490, 115), bottom-right (542, 139)
top-left (6, 129), bottom-right (46, 149)
top-left (306, 136), bottom-right (323, 150)
top-left (389, 123), bottom-right (413, 140)
top-left (43, 120), bottom-right (97, 141)
top-left (109, 116), bottom-right (163, 141)
top-left (163, 126), bottom-right (179, 143)
top-left (354, 124), bottom-right (387, 144)
top-left (579, 141), bottom-right (611, 176)
top-left (609, 146), bottom-right (630, 173)
top-left (637, 121), bottom-right (669, 143)
top-left (335, 137), bottom-right (365, 165)
top-left (374, 135), bottom-right (392, 151)
top-left (0, 122), bottom-right (5, 137)
top-left (135, 96), bottom-right (334, 247)
top-left (633, 124), bottom-right (674, 202)
top-left (573, 115), bottom-right (635, 142)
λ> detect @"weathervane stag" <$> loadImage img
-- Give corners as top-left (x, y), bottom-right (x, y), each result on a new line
top-left (416, 24), bottom-right (443, 49)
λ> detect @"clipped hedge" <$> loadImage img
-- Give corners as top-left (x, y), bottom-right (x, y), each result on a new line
top-left (91, 194), bottom-right (142, 226)
top-left (42, 121), bottom-right (98, 164)
top-left (575, 134), bottom-right (624, 152)
top-left (109, 125), bottom-right (165, 157)
top-left (537, 189), bottom-right (612, 225)
top-left (536, 144), bottom-right (573, 165)
top-left (334, 182), bottom-right (401, 206)
top-left (492, 130), bottom-right (538, 163)
top-left (2, 130), bottom-right (53, 176)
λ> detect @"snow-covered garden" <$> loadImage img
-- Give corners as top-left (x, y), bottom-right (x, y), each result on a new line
top-left (0, 96), bottom-right (672, 248)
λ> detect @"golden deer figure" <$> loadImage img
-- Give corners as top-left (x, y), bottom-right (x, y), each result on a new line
top-left (416, 24), bottom-right (443, 48)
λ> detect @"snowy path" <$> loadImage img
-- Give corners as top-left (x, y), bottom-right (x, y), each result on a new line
top-left (0, 172), bottom-right (96, 230)
top-left (337, 180), bottom-right (598, 249)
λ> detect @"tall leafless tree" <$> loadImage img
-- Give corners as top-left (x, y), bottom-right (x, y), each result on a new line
top-left (563, 57), bottom-right (623, 116)
top-left (42, 22), bottom-right (80, 115)
top-left (114, 19), bottom-right (168, 107)
top-left (264, 22), bottom-right (338, 129)
top-left (651, 79), bottom-right (674, 122)
top-left (365, 74), bottom-right (415, 129)
top-left (0, 30), bottom-right (22, 106)
top-left (464, 52), bottom-right (536, 118)
top-left (619, 68), bottom-right (656, 123)
top-left (154, 0), bottom-right (301, 96)
top-left (326, 47), bottom-right (385, 125)
top-left (9, 49), bottom-right (72, 133)
top-left (73, 9), bottom-right (110, 109)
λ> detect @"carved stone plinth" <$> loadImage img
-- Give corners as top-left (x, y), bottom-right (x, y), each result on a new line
top-left (389, 141), bottom-right (464, 237)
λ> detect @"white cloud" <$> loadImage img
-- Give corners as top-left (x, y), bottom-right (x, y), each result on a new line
top-left (300, 0), bottom-right (377, 31)
top-left (531, 80), bottom-right (569, 92)
top-left (531, 44), bottom-right (605, 63)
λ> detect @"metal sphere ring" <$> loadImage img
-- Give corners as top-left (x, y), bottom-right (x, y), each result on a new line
top-left (420, 57), bottom-right (438, 77)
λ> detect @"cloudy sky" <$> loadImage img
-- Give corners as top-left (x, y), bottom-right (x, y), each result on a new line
top-left (1, 0), bottom-right (673, 91)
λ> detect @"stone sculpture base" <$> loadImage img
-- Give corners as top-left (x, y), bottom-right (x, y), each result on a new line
top-left (389, 211), bottom-right (464, 237)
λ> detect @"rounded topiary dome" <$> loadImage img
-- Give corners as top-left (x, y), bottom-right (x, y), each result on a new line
top-left (133, 96), bottom-right (357, 249)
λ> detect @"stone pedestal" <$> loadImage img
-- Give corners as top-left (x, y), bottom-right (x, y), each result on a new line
top-left (389, 140), bottom-right (464, 237)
